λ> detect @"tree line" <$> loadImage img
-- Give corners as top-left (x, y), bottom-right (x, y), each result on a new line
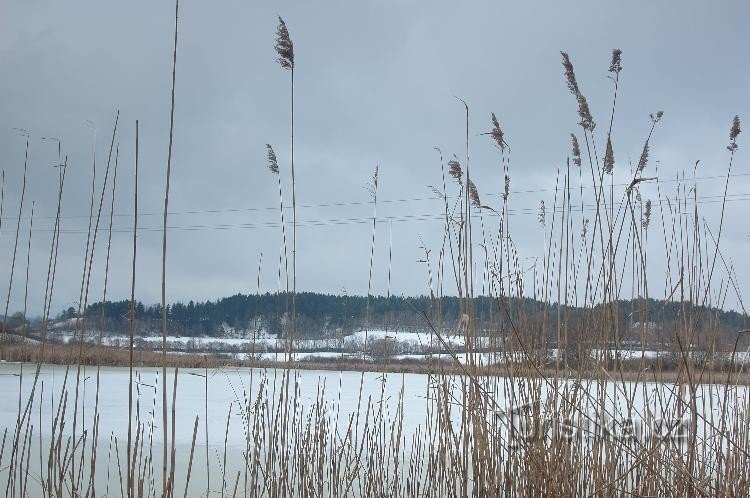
top-left (45, 293), bottom-right (749, 349)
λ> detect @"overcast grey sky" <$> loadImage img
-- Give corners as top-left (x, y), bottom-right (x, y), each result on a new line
top-left (0, 0), bottom-right (748, 316)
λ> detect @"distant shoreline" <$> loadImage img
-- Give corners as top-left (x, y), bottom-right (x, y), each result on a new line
top-left (2, 339), bottom-right (748, 386)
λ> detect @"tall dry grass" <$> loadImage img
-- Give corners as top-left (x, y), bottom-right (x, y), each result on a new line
top-left (274, 16), bottom-right (297, 349)
top-left (0, 12), bottom-right (748, 498)
top-left (159, 0), bottom-right (181, 494)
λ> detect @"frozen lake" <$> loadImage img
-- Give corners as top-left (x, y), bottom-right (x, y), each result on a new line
top-left (0, 362), bottom-right (433, 448)
top-left (0, 362), bottom-right (440, 495)
top-left (1, 361), bottom-right (747, 496)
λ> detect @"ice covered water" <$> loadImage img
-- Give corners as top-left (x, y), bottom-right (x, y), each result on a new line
top-left (1, 362), bottom-right (746, 495)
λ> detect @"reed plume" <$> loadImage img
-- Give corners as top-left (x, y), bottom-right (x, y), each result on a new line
top-left (561, 52), bottom-right (595, 130)
top-left (274, 16), bottom-right (294, 69)
top-left (448, 158), bottom-right (463, 184)
top-left (630, 111), bottom-right (662, 176)
top-left (266, 144), bottom-right (279, 173)
top-left (728, 115), bottom-right (741, 151)
top-left (637, 141), bottom-right (649, 172)
top-left (643, 199), bottom-right (652, 229)
top-left (490, 113), bottom-right (506, 151)
top-left (467, 179), bottom-right (480, 208)
top-left (603, 136), bottom-right (614, 174)
top-left (538, 200), bottom-right (546, 227)
top-left (570, 134), bottom-right (581, 167)
top-left (609, 48), bottom-right (622, 74)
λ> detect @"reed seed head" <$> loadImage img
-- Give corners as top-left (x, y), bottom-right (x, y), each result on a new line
top-left (728, 115), bottom-right (741, 152)
top-left (366, 166), bottom-right (379, 199)
top-left (274, 16), bottom-right (295, 70)
top-left (561, 52), bottom-right (579, 96)
top-left (266, 144), bottom-right (279, 174)
top-left (643, 199), bottom-right (652, 229)
top-left (503, 174), bottom-right (510, 200)
top-left (604, 137), bottom-right (614, 174)
top-left (538, 200), bottom-right (546, 227)
top-left (577, 97), bottom-right (595, 131)
top-left (448, 158), bottom-right (463, 184)
top-left (561, 52), bottom-right (596, 131)
top-left (609, 49), bottom-right (622, 74)
top-left (468, 180), bottom-right (481, 209)
top-left (490, 113), bottom-right (506, 151)
top-left (637, 141), bottom-right (650, 172)
top-left (582, 218), bottom-right (589, 239)
top-left (649, 111), bottom-right (664, 124)
top-left (571, 134), bottom-right (581, 167)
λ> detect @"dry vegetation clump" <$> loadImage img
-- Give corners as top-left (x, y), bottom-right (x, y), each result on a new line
top-left (1, 7), bottom-right (749, 496)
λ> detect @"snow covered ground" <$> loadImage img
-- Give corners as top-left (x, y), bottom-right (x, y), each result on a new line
top-left (38, 328), bottom-right (750, 365)
top-left (47, 328), bottom-right (468, 353)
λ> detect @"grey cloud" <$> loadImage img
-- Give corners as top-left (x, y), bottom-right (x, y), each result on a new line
top-left (0, 0), bottom-right (748, 316)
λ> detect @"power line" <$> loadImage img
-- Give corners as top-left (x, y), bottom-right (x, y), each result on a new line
top-left (31, 193), bottom-right (750, 235)
top-left (2, 171), bottom-right (749, 222)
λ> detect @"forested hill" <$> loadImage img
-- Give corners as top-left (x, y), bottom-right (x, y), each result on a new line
top-left (53, 293), bottom-right (749, 342)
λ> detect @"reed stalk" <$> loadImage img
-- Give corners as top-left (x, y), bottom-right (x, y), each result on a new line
top-left (127, 120), bottom-right (139, 498)
top-left (161, 1), bottom-right (180, 495)
top-left (1, 131), bottom-right (30, 340)
top-left (274, 16), bottom-right (296, 347)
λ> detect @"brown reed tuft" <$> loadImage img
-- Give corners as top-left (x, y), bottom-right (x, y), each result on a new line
top-left (643, 199), bottom-right (652, 229)
top-left (603, 136), bottom-right (614, 174)
top-left (561, 52), bottom-right (580, 96)
top-left (448, 158), bottom-right (463, 184)
top-left (576, 96), bottom-right (595, 131)
top-left (468, 179), bottom-right (481, 209)
top-left (728, 115), bottom-right (741, 151)
top-left (649, 111), bottom-right (664, 124)
top-left (570, 133), bottom-right (581, 166)
top-left (561, 52), bottom-right (595, 130)
top-left (637, 141), bottom-right (650, 172)
top-left (274, 16), bottom-right (294, 70)
top-left (266, 144), bottom-right (279, 174)
top-left (609, 48), bottom-right (622, 74)
top-left (537, 200), bottom-right (546, 226)
top-left (490, 113), bottom-right (506, 151)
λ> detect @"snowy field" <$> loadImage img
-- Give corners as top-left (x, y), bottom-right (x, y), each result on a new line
top-left (39, 328), bottom-right (750, 368)
top-left (49, 328), bottom-right (469, 351)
